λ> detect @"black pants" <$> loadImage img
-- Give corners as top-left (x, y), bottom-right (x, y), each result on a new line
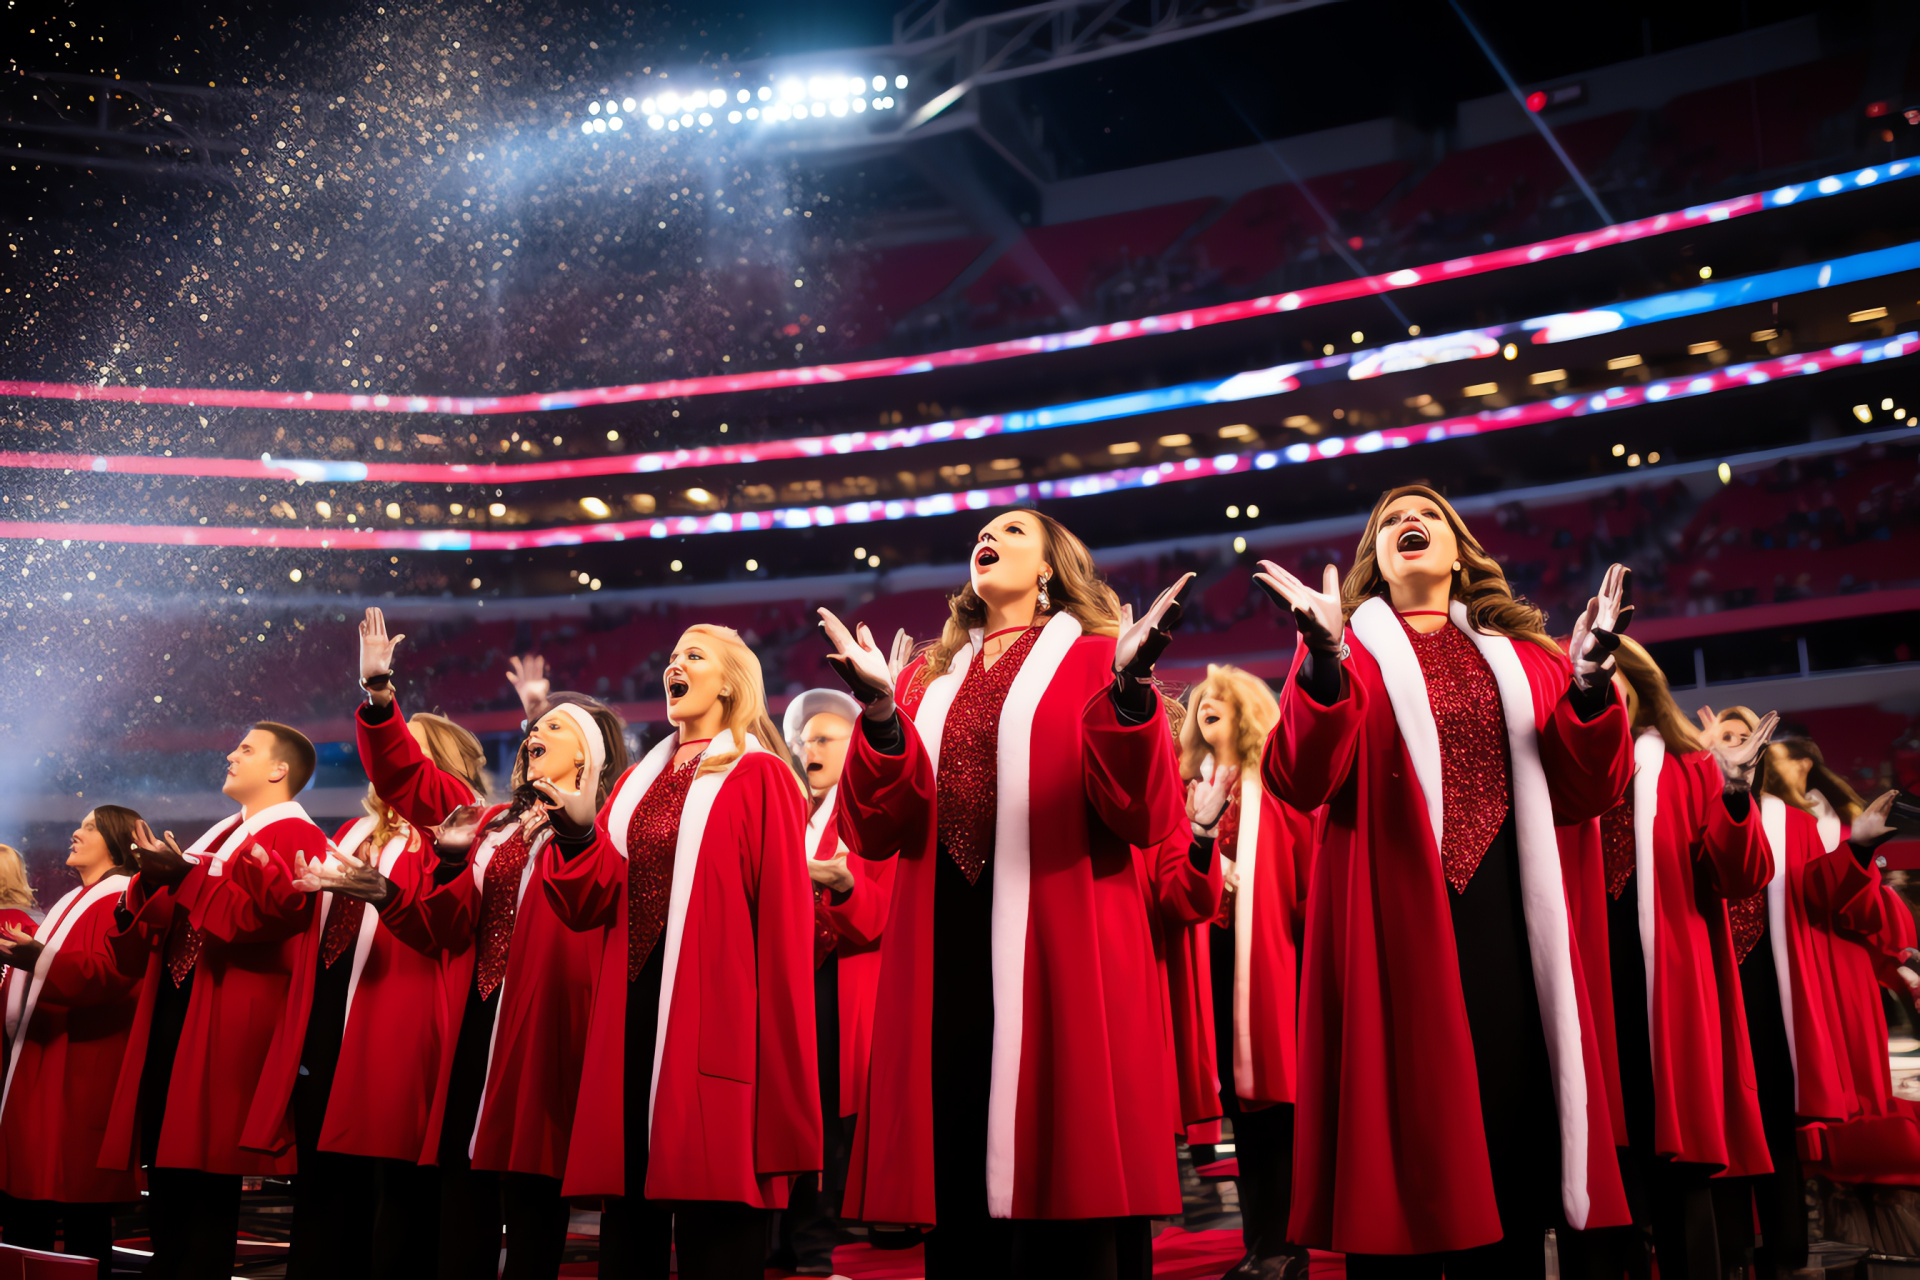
top-left (1740, 923), bottom-right (1808, 1277)
top-left (288, 1068), bottom-right (378, 1280)
top-left (436, 980), bottom-right (569, 1280)
top-left (776, 953), bottom-right (846, 1274)
top-left (1209, 916), bottom-right (1304, 1262)
top-left (145, 1167), bottom-right (242, 1280)
top-left (0, 1196), bottom-right (116, 1265)
top-left (1347, 819), bottom-right (1570, 1280)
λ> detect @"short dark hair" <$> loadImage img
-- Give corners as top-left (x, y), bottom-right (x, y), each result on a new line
top-left (252, 721), bottom-right (317, 795)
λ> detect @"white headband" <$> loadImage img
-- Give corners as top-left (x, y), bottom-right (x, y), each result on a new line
top-left (542, 701), bottom-right (607, 799)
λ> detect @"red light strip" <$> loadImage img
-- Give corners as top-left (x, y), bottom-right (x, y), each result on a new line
top-left (2, 164), bottom-right (1899, 418)
top-left (5, 332), bottom-right (1908, 551)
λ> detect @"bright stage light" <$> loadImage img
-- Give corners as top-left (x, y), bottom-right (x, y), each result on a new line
top-left (780, 79), bottom-right (804, 101)
top-left (737, 89), bottom-right (750, 103)
top-left (623, 96), bottom-right (636, 112)
top-left (896, 74), bottom-right (908, 88)
top-left (588, 102), bottom-right (600, 114)
top-left (758, 86), bottom-right (772, 101)
top-left (649, 115), bottom-right (664, 129)
top-left (608, 116), bottom-right (622, 130)
top-left (728, 110), bottom-right (742, 123)
top-left (698, 111), bottom-right (712, 126)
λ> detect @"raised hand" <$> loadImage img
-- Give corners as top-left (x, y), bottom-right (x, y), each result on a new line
top-left (0, 923), bottom-right (43, 972)
top-left (505, 654), bottom-right (551, 721)
top-left (530, 774), bottom-right (595, 833)
top-left (131, 819), bottom-right (193, 890)
top-left (817, 608), bottom-right (896, 721)
top-left (431, 806), bottom-right (486, 864)
top-left (1849, 789), bottom-right (1901, 850)
top-left (359, 607), bottom-right (405, 699)
top-left (295, 847), bottom-right (393, 906)
top-left (1114, 572), bottom-right (1196, 680)
top-left (887, 629), bottom-right (916, 685)
top-left (1568, 564), bottom-right (1632, 689)
top-left (1711, 709), bottom-right (1778, 794)
top-left (1187, 764), bottom-right (1238, 840)
top-left (807, 849), bottom-right (856, 895)
top-left (1254, 562), bottom-right (1345, 659)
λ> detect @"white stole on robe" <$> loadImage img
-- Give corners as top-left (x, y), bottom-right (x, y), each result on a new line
top-left (910, 611), bottom-right (1082, 1219)
top-left (1227, 766), bottom-right (1262, 1101)
top-left (598, 730), bottom-right (763, 1144)
top-left (327, 816), bottom-right (411, 1030)
top-left (1346, 596), bottom-right (1593, 1230)
top-left (1759, 795), bottom-right (1803, 1106)
top-left (0, 874), bottom-right (129, 1117)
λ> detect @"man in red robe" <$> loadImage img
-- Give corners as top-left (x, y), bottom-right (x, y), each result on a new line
top-left (105, 721), bottom-right (327, 1280)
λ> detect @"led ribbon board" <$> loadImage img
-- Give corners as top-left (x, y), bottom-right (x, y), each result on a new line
top-left (5, 332), bottom-right (1911, 550)
top-left (0, 161), bottom-right (1909, 417)
top-left (6, 238), bottom-right (1918, 486)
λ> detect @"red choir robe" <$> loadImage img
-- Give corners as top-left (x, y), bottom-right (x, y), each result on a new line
top-left (541, 729), bottom-right (820, 1204)
top-left (1557, 817), bottom-right (1629, 1147)
top-left (1263, 597), bottom-right (1631, 1255)
top-left (359, 706), bottom-right (600, 1179)
top-left (1621, 731), bottom-right (1773, 1176)
top-left (242, 816), bottom-right (458, 1161)
top-left (1750, 795), bottom-right (1855, 1122)
top-left (838, 612), bottom-right (1184, 1224)
top-left (1213, 774), bottom-right (1312, 1112)
top-left (101, 802), bottom-right (327, 1175)
top-left (1802, 814), bottom-right (1892, 1118)
top-left (1871, 884), bottom-right (1918, 1015)
top-left (0, 873), bottom-right (143, 1201)
top-left (810, 783), bottom-right (896, 1121)
top-left (1135, 803), bottom-right (1224, 1137)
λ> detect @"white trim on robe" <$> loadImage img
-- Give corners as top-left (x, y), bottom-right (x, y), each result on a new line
top-left (1344, 596), bottom-right (1593, 1230)
top-left (1758, 795), bottom-right (1803, 1107)
top-left (0, 873), bottom-right (131, 1116)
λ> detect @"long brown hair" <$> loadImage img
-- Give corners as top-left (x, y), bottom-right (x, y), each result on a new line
top-left (90, 804), bottom-right (144, 871)
top-left (1343, 485), bottom-right (1556, 652)
top-left (1179, 665), bottom-right (1279, 782)
top-left (918, 509), bottom-right (1123, 685)
top-left (1766, 736), bottom-right (1865, 823)
top-left (492, 692), bottom-right (630, 831)
top-left (364, 712), bottom-right (490, 848)
top-left (675, 624), bottom-right (797, 780)
top-left (1612, 637), bottom-right (1699, 755)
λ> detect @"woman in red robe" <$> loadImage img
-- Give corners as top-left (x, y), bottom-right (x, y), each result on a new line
top-left (818, 508), bottom-right (1190, 1280)
top-left (251, 613), bottom-right (495, 1280)
top-left (541, 624), bottom-right (818, 1280)
top-left (309, 608), bottom-right (628, 1280)
top-left (1256, 485), bottom-right (1633, 1279)
top-left (1178, 663), bottom-right (1312, 1280)
top-left (0, 806), bottom-right (144, 1267)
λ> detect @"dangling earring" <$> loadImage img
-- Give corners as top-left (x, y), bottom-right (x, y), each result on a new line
top-left (1452, 559), bottom-right (1463, 573)
top-left (1037, 571), bottom-right (1052, 613)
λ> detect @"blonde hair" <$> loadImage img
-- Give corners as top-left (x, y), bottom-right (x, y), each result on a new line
top-left (1179, 665), bottom-right (1279, 782)
top-left (1343, 485), bottom-right (1557, 653)
top-left (0, 844), bottom-right (36, 910)
top-left (677, 625), bottom-right (797, 779)
top-left (365, 711), bottom-right (491, 848)
top-left (918, 509), bottom-right (1124, 686)
top-left (1613, 636), bottom-right (1700, 755)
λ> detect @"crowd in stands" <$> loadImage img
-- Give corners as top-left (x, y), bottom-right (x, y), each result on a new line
top-left (841, 51), bottom-right (1906, 348)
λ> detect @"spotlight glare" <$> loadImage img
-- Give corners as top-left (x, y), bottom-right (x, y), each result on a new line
top-left (659, 91), bottom-right (679, 112)
top-left (872, 75), bottom-right (886, 91)
top-left (758, 85), bottom-right (772, 101)
top-left (668, 119), bottom-right (679, 131)
top-left (810, 102), bottom-right (827, 118)
top-left (580, 497), bottom-right (612, 518)
top-left (622, 96), bottom-right (636, 112)
top-left (592, 118), bottom-right (606, 133)
top-left (853, 98), bottom-right (867, 112)
top-left (588, 101), bottom-right (600, 115)
top-left (581, 120), bottom-right (594, 134)
top-left (728, 110), bottom-right (742, 123)
top-left (780, 79), bottom-right (804, 102)
top-left (680, 113), bottom-right (693, 126)
top-left (746, 107), bottom-right (759, 120)
top-left (605, 99), bottom-right (619, 114)
top-left (869, 554), bottom-right (881, 567)
top-left (1853, 404), bottom-right (1873, 423)
top-left (608, 116), bottom-right (622, 130)
top-left (641, 97), bottom-right (655, 113)
top-left (649, 115), bottom-right (665, 129)
top-left (808, 76), bottom-right (830, 99)
top-left (698, 111), bottom-right (712, 126)
top-left (670, 559), bottom-right (684, 572)
top-left (896, 74), bottom-right (908, 88)
top-left (830, 99), bottom-right (848, 117)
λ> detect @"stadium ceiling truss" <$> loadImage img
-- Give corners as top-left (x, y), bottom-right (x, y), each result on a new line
top-left (0, 71), bottom-right (246, 187)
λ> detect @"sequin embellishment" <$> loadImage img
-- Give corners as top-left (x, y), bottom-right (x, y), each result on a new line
top-left (1404, 618), bottom-right (1512, 894)
top-left (937, 625), bottom-right (1042, 885)
top-left (627, 755), bottom-right (702, 981)
top-left (1601, 792), bottom-right (1637, 901)
top-left (473, 827), bottom-right (531, 1000)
